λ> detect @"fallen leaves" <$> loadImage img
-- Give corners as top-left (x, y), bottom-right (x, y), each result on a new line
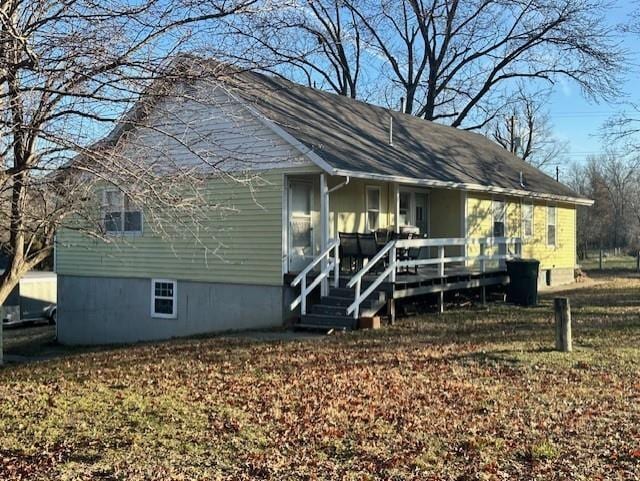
top-left (0, 275), bottom-right (639, 480)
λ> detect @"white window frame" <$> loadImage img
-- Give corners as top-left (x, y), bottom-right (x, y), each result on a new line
top-left (102, 189), bottom-right (143, 236)
top-left (365, 185), bottom-right (381, 231)
top-left (151, 279), bottom-right (177, 319)
top-left (547, 203), bottom-right (557, 247)
top-left (492, 198), bottom-right (506, 238)
top-left (398, 187), bottom-right (430, 236)
top-left (398, 190), bottom-right (412, 227)
top-left (521, 200), bottom-right (534, 240)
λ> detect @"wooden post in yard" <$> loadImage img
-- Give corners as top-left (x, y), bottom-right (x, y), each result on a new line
top-left (599, 249), bottom-right (603, 271)
top-left (387, 298), bottom-right (396, 325)
top-left (554, 297), bottom-right (572, 352)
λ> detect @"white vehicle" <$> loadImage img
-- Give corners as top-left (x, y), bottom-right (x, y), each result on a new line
top-left (1, 271), bottom-right (57, 327)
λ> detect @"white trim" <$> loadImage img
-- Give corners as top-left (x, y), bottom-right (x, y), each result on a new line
top-left (151, 279), bottom-right (177, 319)
top-left (461, 191), bottom-right (468, 263)
top-left (397, 186), bottom-right (430, 236)
top-left (365, 185), bottom-right (382, 232)
top-left (101, 188), bottom-right (143, 237)
top-left (331, 169), bottom-right (594, 206)
top-left (521, 199), bottom-right (534, 241)
top-left (491, 196), bottom-right (506, 237)
top-left (393, 183), bottom-right (400, 234)
top-left (320, 173), bottom-right (329, 296)
top-left (546, 202), bottom-right (557, 248)
top-left (282, 173), bottom-right (289, 275)
top-left (286, 178), bottom-right (315, 272)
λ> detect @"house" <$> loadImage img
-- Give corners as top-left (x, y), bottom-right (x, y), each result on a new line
top-left (55, 66), bottom-right (592, 344)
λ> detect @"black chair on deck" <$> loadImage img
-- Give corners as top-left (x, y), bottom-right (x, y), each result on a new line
top-left (397, 232), bottom-right (415, 274)
top-left (375, 229), bottom-right (392, 249)
top-left (358, 232), bottom-right (380, 272)
top-left (339, 232), bottom-right (359, 273)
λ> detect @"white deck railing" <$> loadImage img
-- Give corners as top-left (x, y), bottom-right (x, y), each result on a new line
top-left (290, 238), bottom-right (340, 315)
top-left (289, 236), bottom-right (522, 319)
top-left (346, 237), bottom-right (522, 319)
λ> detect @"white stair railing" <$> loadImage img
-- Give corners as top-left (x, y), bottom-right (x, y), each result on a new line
top-left (346, 236), bottom-right (522, 320)
top-left (290, 239), bottom-right (340, 315)
top-left (346, 240), bottom-right (397, 319)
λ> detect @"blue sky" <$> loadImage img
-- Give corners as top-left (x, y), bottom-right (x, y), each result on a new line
top-left (548, 1), bottom-right (639, 170)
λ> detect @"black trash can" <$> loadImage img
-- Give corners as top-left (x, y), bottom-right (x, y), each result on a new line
top-left (506, 259), bottom-right (540, 306)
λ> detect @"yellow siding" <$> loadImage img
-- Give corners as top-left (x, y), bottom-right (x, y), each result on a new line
top-left (521, 202), bottom-right (576, 270)
top-left (328, 177), bottom-right (393, 237)
top-left (466, 193), bottom-right (576, 270)
top-left (56, 171), bottom-right (285, 286)
top-left (429, 189), bottom-right (463, 238)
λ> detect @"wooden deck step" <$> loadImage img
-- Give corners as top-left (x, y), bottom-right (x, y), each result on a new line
top-left (300, 314), bottom-right (358, 330)
top-left (311, 304), bottom-right (348, 316)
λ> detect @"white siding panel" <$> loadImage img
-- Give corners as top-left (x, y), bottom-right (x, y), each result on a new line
top-left (119, 83), bottom-right (312, 173)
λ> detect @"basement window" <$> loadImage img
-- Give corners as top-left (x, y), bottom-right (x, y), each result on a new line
top-left (151, 279), bottom-right (177, 319)
top-left (103, 189), bottom-right (142, 235)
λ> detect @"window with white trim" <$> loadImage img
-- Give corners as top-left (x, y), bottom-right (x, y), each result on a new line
top-left (522, 202), bottom-right (533, 239)
top-left (151, 279), bottom-right (177, 318)
top-left (547, 205), bottom-right (557, 246)
top-left (492, 199), bottom-right (506, 237)
top-left (366, 186), bottom-right (381, 231)
top-left (102, 189), bottom-right (142, 234)
top-left (399, 191), bottom-right (411, 226)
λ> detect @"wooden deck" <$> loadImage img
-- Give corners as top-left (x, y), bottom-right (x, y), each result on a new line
top-left (287, 265), bottom-right (508, 300)
top-left (288, 236), bottom-right (518, 329)
top-left (392, 266), bottom-right (507, 298)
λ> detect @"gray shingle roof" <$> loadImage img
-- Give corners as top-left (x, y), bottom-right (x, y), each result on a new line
top-left (225, 70), bottom-right (589, 204)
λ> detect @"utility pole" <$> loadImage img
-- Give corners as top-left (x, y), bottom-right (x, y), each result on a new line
top-left (556, 165), bottom-right (559, 181)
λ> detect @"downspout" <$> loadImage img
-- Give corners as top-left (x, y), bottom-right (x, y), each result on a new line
top-left (328, 176), bottom-right (350, 194)
top-left (326, 176), bottom-right (350, 239)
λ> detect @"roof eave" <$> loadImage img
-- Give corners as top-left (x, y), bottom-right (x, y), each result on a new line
top-left (333, 169), bottom-right (594, 206)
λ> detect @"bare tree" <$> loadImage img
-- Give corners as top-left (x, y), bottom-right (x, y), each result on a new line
top-left (599, 151), bottom-right (640, 249)
top-left (235, 0), bottom-right (624, 129)
top-left (568, 150), bottom-right (640, 257)
top-left (227, 0), bottom-right (364, 98)
top-left (491, 90), bottom-right (568, 169)
top-left (0, 0), bottom-right (262, 305)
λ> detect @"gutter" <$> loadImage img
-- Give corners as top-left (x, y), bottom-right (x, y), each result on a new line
top-left (331, 169), bottom-right (594, 207)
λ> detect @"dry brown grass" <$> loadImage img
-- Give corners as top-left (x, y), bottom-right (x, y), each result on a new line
top-left (0, 275), bottom-right (639, 480)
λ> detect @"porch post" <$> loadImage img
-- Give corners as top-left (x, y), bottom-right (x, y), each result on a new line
top-left (320, 173), bottom-right (329, 296)
top-left (393, 182), bottom-right (400, 234)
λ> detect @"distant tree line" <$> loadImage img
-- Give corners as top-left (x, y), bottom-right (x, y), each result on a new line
top-left (567, 152), bottom-right (640, 259)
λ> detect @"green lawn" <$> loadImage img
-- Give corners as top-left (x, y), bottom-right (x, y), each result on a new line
top-left (1, 275), bottom-right (639, 480)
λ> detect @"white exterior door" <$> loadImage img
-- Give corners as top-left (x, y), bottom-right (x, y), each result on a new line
top-left (288, 181), bottom-right (314, 272)
top-left (399, 188), bottom-right (430, 236)
top-left (414, 193), bottom-right (429, 236)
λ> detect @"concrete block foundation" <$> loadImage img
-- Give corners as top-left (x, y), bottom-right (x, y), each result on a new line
top-left (57, 276), bottom-right (285, 345)
top-left (538, 268), bottom-right (575, 289)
